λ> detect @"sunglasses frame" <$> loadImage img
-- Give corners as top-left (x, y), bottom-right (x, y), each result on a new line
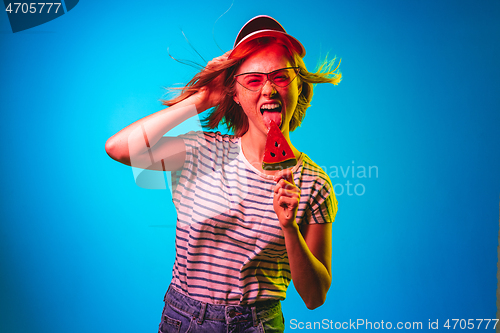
top-left (234, 67), bottom-right (301, 92)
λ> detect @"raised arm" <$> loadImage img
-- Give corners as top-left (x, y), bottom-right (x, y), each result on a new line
top-left (105, 94), bottom-right (201, 171)
top-left (105, 53), bottom-right (230, 171)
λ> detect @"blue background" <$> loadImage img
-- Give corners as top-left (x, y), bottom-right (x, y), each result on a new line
top-left (1, 0), bottom-right (499, 332)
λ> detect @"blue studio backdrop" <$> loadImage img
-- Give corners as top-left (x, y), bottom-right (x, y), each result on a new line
top-left (1, 1), bottom-right (499, 332)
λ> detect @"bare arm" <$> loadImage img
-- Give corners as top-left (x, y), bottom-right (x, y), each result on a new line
top-left (283, 222), bottom-right (332, 310)
top-left (273, 170), bottom-right (332, 309)
top-left (105, 94), bottom-right (203, 171)
top-left (105, 52), bottom-right (230, 171)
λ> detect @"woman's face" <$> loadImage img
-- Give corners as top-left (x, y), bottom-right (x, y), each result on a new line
top-left (233, 43), bottom-right (301, 136)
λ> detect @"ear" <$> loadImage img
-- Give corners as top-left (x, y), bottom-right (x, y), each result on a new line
top-left (233, 94), bottom-right (240, 105)
top-left (297, 79), bottom-right (303, 95)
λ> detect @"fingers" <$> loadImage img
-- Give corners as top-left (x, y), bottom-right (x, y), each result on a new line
top-left (274, 188), bottom-right (300, 221)
top-left (274, 181), bottom-right (300, 215)
top-left (275, 185), bottom-right (300, 198)
top-left (207, 51), bottom-right (231, 68)
top-left (273, 176), bottom-right (300, 224)
top-left (273, 168), bottom-right (295, 184)
top-left (277, 194), bottom-right (299, 208)
top-left (274, 178), bottom-right (300, 195)
top-left (276, 190), bottom-right (300, 207)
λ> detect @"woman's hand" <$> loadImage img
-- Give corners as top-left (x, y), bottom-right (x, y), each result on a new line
top-left (195, 51), bottom-right (232, 110)
top-left (273, 169), bottom-right (300, 230)
top-left (273, 168), bottom-right (331, 309)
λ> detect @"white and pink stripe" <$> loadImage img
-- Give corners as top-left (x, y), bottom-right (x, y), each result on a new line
top-left (170, 131), bottom-right (337, 305)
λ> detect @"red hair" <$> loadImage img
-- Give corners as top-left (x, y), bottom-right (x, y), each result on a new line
top-left (163, 37), bottom-right (341, 137)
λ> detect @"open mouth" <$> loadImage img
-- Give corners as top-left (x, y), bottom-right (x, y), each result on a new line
top-left (260, 103), bottom-right (282, 128)
top-left (260, 103), bottom-right (282, 114)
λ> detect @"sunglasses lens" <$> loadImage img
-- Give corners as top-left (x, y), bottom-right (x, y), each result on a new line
top-left (236, 74), bottom-right (266, 91)
top-left (270, 68), bottom-right (298, 87)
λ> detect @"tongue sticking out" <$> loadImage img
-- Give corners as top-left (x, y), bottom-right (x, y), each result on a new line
top-left (262, 111), bottom-right (282, 129)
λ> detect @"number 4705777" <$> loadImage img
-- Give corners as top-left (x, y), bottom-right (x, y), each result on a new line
top-left (443, 319), bottom-right (498, 329)
top-left (5, 3), bottom-right (62, 14)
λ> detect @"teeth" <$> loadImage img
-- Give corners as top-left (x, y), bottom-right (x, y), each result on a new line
top-left (260, 103), bottom-right (280, 110)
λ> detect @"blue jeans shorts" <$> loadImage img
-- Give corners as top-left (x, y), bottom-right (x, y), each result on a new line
top-left (158, 285), bottom-right (285, 333)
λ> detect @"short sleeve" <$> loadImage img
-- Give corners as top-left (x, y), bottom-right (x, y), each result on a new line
top-left (170, 131), bottom-right (205, 197)
top-left (309, 180), bottom-right (338, 224)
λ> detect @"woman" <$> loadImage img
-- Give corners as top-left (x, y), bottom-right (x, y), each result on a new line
top-left (106, 15), bottom-right (341, 333)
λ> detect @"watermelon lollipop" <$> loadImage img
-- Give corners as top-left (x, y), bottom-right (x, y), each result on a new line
top-left (262, 120), bottom-right (297, 170)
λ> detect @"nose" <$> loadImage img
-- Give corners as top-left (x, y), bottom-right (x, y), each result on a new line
top-left (261, 79), bottom-right (277, 97)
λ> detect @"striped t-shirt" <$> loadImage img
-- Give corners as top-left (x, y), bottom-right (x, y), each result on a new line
top-left (170, 131), bottom-right (337, 305)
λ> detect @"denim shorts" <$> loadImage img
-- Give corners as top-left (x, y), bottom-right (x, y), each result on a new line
top-left (158, 285), bottom-right (285, 333)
